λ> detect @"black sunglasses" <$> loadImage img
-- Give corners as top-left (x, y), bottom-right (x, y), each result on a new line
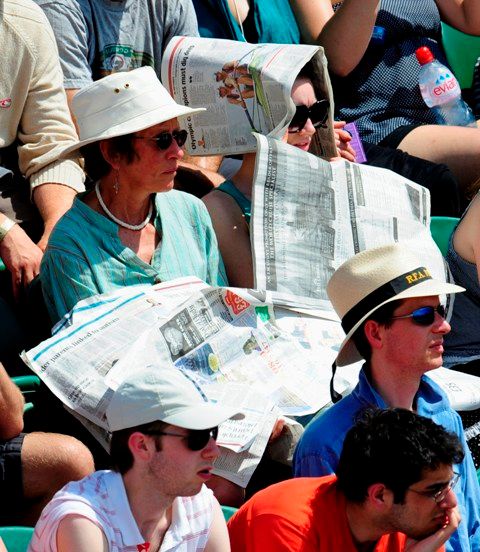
top-left (133, 129), bottom-right (188, 150)
top-left (144, 426), bottom-right (218, 451)
top-left (288, 99), bottom-right (329, 133)
top-left (390, 305), bottom-right (446, 326)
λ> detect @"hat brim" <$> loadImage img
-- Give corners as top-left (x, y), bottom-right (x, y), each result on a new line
top-left (59, 104), bottom-right (205, 158)
top-left (161, 403), bottom-right (244, 431)
top-left (335, 278), bottom-right (465, 367)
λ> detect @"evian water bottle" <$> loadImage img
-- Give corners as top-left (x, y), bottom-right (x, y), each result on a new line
top-left (416, 46), bottom-right (476, 127)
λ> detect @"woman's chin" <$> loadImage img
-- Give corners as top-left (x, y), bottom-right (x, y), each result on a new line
top-left (294, 142), bottom-right (310, 152)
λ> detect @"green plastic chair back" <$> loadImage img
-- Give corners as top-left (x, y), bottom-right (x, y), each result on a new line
top-left (0, 526), bottom-right (34, 552)
top-left (221, 505), bottom-right (238, 522)
top-left (430, 216), bottom-right (459, 256)
top-left (441, 22), bottom-right (480, 89)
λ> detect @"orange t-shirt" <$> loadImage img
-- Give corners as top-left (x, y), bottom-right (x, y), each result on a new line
top-left (228, 476), bottom-right (444, 552)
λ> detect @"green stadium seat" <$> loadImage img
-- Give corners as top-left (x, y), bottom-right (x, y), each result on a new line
top-left (0, 526), bottom-right (34, 552)
top-left (430, 216), bottom-right (459, 256)
top-left (221, 505), bottom-right (238, 522)
top-left (442, 23), bottom-right (480, 89)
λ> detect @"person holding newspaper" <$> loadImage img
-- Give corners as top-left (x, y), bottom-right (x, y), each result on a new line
top-left (40, 66), bottom-right (227, 325)
top-left (202, 72), bottom-right (351, 288)
top-left (29, 365), bottom-right (240, 551)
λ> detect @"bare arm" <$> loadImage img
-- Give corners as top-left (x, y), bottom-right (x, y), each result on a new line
top-left (290, 0), bottom-right (380, 76)
top-left (0, 362), bottom-right (24, 439)
top-left (33, 183), bottom-right (77, 251)
top-left (204, 498), bottom-right (231, 552)
top-left (180, 158), bottom-right (226, 188)
top-left (436, 0), bottom-right (480, 35)
top-left (202, 191), bottom-right (253, 288)
top-left (56, 515), bottom-right (109, 552)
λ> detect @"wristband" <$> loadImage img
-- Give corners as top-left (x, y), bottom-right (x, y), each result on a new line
top-left (0, 217), bottom-right (16, 243)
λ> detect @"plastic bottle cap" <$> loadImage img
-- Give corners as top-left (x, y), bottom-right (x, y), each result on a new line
top-left (416, 46), bottom-right (434, 65)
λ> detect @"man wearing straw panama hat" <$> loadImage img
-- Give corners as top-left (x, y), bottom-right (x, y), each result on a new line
top-left (294, 243), bottom-right (480, 552)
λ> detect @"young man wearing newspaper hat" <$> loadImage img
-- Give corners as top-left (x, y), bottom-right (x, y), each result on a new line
top-left (293, 243), bottom-right (480, 552)
top-left (29, 367), bottom-right (242, 552)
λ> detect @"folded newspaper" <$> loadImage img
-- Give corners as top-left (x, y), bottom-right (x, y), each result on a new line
top-left (161, 36), bottom-right (337, 158)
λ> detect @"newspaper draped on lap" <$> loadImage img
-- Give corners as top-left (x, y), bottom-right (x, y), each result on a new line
top-left (161, 36), bottom-right (337, 159)
top-left (251, 134), bottom-right (450, 316)
top-left (22, 278), bottom-right (353, 487)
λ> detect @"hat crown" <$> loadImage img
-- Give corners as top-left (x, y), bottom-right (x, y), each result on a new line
top-left (327, 244), bottom-right (425, 320)
top-left (71, 66), bottom-right (183, 142)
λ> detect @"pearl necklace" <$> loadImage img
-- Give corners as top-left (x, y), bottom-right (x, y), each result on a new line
top-left (95, 182), bottom-right (153, 231)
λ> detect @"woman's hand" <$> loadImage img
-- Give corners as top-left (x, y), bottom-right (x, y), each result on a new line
top-left (333, 121), bottom-right (356, 162)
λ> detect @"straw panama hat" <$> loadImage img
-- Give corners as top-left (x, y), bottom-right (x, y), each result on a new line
top-left (60, 66), bottom-right (205, 157)
top-left (327, 243), bottom-right (464, 367)
top-left (106, 365), bottom-right (243, 432)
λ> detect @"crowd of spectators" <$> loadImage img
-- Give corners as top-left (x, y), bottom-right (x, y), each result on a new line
top-left (1, 0), bottom-right (480, 550)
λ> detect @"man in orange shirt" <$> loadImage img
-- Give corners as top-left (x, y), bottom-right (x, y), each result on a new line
top-left (228, 408), bottom-right (462, 552)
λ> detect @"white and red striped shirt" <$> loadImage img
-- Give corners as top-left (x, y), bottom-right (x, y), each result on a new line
top-left (29, 470), bottom-right (214, 552)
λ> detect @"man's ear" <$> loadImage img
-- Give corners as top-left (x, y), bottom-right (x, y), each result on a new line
top-left (364, 319), bottom-right (384, 351)
top-left (366, 483), bottom-right (394, 510)
top-left (128, 432), bottom-right (155, 463)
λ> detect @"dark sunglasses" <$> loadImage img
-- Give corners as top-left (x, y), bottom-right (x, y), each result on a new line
top-left (144, 426), bottom-right (218, 451)
top-left (133, 129), bottom-right (188, 150)
top-left (390, 305), bottom-right (446, 326)
top-left (288, 99), bottom-right (329, 133)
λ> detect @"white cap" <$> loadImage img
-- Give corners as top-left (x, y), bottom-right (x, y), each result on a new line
top-left (106, 365), bottom-right (243, 432)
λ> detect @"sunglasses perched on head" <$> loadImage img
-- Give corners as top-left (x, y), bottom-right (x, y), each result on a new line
top-left (390, 304), bottom-right (446, 326)
top-left (288, 99), bottom-right (329, 133)
top-left (144, 426), bottom-right (218, 451)
top-left (133, 129), bottom-right (188, 150)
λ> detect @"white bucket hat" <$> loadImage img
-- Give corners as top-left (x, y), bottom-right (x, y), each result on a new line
top-left (106, 365), bottom-right (243, 432)
top-left (328, 243), bottom-right (464, 368)
top-left (60, 66), bottom-right (205, 157)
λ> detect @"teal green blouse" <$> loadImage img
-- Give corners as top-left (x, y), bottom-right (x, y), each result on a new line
top-left (41, 190), bottom-right (228, 323)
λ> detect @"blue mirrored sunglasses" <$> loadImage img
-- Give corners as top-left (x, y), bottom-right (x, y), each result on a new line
top-left (390, 305), bottom-right (446, 326)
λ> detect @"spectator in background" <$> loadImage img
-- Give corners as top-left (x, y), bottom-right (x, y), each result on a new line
top-left (0, 0), bottom-right (84, 300)
top-left (34, 0), bottom-right (225, 187)
top-left (29, 366), bottom-right (240, 551)
top-left (192, 0), bottom-right (301, 44)
top-left (0, 361), bottom-right (94, 525)
top-left (293, 243), bottom-right (480, 552)
top-left (443, 192), bottom-right (480, 373)
top-left (229, 408), bottom-right (463, 552)
top-left (290, 0), bottom-right (480, 205)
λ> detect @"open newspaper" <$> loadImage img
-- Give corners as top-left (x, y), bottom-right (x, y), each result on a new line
top-left (22, 278), bottom-right (355, 487)
top-left (161, 36), bottom-right (337, 158)
top-left (251, 134), bottom-right (450, 316)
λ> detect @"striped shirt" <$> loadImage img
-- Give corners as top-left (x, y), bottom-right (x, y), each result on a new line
top-left (40, 190), bottom-right (228, 323)
top-left (29, 470), bottom-right (215, 552)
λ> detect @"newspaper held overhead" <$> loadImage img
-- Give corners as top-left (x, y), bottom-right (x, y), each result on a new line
top-left (161, 36), bottom-right (337, 159)
top-left (23, 279), bottom-right (354, 487)
top-left (251, 134), bottom-right (449, 316)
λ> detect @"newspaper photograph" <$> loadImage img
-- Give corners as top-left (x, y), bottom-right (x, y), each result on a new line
top-left (251, 134), bottom-right (449, 314)
top-left (161, 36), bottom-right (336, 158)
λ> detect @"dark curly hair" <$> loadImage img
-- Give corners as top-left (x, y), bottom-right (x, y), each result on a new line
top-left (337, 407), bottom-right (464, 504)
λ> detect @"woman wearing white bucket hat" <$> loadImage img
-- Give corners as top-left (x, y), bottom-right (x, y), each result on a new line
top-left (40, 67), bottom-right (227, 323)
